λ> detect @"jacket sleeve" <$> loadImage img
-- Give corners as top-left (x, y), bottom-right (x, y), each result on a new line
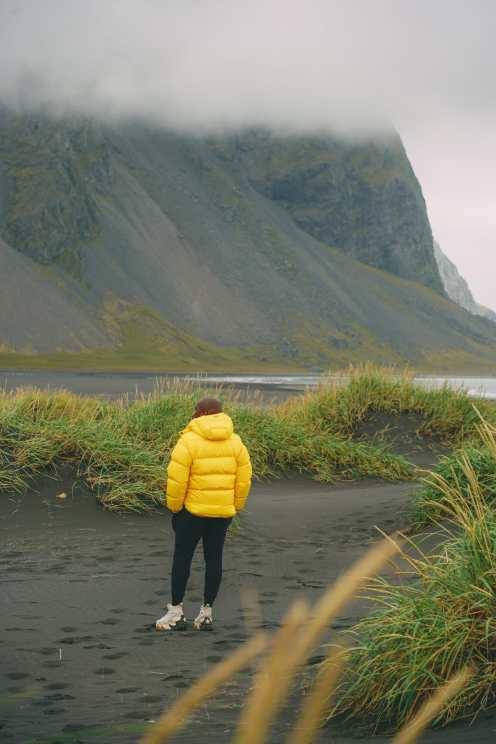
top-left (234, 441), bottom-right (252, 512)
top-left (166, 435), bottom-right (192, 513)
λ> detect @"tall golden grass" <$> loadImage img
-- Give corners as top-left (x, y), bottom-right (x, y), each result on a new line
top-left (139, 535), bottom-right (472, 744)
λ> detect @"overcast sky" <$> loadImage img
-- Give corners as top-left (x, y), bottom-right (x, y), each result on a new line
top-left (0, 0), bottom-right (494, 309)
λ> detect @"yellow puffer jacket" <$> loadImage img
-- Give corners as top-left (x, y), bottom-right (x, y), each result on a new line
top-left (166, 412), bottom-right (252, 518)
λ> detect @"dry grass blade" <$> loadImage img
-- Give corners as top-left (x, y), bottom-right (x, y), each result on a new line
top-left (234, 537), bottom-right (399, 744)
top-left (390, 667), bottom-right (473, 744)
top-left (139, 633), bottom-right (268, 744)
top-left (233, 600), bottom-right (310, 744)
top-left (287, 644), bottom-right (348, 744)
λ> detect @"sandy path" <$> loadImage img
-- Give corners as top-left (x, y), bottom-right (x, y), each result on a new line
top-left (1, 474), bottom-right (495, 743)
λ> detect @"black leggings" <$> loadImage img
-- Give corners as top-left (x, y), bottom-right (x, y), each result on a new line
top-left (171, 509), bottom-right (232, 606)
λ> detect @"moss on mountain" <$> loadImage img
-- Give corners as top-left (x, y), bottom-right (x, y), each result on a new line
top-left (0, 111), bottom-right (110, 273)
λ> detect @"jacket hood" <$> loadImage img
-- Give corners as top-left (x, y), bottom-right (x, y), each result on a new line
top-left (186, 412), bottom-right (234, 441)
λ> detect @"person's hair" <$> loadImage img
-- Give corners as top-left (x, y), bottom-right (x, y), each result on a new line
top-left (194, 397), bottom-right (223, 417)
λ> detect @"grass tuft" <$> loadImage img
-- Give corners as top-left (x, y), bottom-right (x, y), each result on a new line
top-left (331, 427), bottom-right (496, 729)
top-left (1, 366), bottom-right (493, 510)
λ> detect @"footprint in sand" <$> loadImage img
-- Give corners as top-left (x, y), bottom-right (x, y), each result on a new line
top-left (44, 682), bottom-right (69, 691)
top-left (45, 692), bottom-right (75, 701)
top-left (5, 626), bottom-right (35, 632)
top-left (43, 660), bottom-right (63, 669)
top-left (59, 635), bottom-right (93, 644)
top-left (116, 687), bottom-right (139, 694)
top-left (61, 723), bottom-right (87, 732)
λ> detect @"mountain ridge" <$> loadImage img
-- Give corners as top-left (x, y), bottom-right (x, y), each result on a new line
top-left (433, 241), bottom-right (496, 324)
top-left (1, 109), bottom-right (496, 371)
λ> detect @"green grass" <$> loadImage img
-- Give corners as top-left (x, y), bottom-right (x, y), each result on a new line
top-left (0, 299), bottom-right (306, 373)
top-left (330, 433), bottom-right (496, 729)
top-left (285, 365), bottom-right (496, 442)
top-left (411, 413), bottom-right (496, 526)
top-left (1, 365), bottom-right (493, 512)
top-left (412, 447), bottom-right (496, 526)
top-left (0, 374), bottom-right (414, 511)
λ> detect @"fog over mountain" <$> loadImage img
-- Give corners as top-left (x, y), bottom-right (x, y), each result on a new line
top-left (1, 1), bottom-right (494, 134)
top-left (1, 0), bottom-right (494, 310)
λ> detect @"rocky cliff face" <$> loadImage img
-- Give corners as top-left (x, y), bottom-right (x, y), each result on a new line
top-left (433, 241), bottom-right (496, 323)
top-left (207, 130), bottom-right (443, 292)
top-left (1, 108), bottom-right (496, 369)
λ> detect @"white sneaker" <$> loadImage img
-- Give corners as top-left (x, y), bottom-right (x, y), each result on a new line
top-left (193, 604), bottom-right (213, 630)
top-left (155, 603), bottom-right (187, 631)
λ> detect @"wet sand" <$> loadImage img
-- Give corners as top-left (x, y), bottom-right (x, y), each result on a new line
top-left (2, 472), bottom-right (495, 743)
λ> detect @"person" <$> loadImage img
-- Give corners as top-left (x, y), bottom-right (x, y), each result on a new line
top-left (156, 397), bottom-right (252, 631)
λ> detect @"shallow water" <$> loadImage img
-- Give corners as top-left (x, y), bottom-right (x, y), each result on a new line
top-left (1, 370), bottom-right (496, 399)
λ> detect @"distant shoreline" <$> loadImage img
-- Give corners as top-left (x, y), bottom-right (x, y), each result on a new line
top-left (1, 369), bottom-right (496, 400)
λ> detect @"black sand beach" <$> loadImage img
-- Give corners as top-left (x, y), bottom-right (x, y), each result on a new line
top-left (2, 470), bottom-right (496, 743)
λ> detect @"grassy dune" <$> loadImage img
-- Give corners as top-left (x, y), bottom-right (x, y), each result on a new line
top-left (0, 368), bottom-right (410, 510)
top-left (1, 365), bottom-right (493, 511)
top-left (328, 418), bottom-right (496, 729)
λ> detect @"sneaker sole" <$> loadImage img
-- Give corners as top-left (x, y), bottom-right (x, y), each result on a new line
top-left (156, 618), bottom-right (187, 632)
top-left (194, 622), bottom-right (213, 631)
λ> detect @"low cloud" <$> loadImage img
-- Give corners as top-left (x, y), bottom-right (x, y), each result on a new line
top-left (0, 0), bottom-right (494, 135)
top-left (1, 0), bottom-right (495, 310)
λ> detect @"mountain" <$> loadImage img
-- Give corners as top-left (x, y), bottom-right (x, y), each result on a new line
top-left (433, 242), bottom-right (496, 323)
top-left (1, 107), bottom-right (496, 371)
